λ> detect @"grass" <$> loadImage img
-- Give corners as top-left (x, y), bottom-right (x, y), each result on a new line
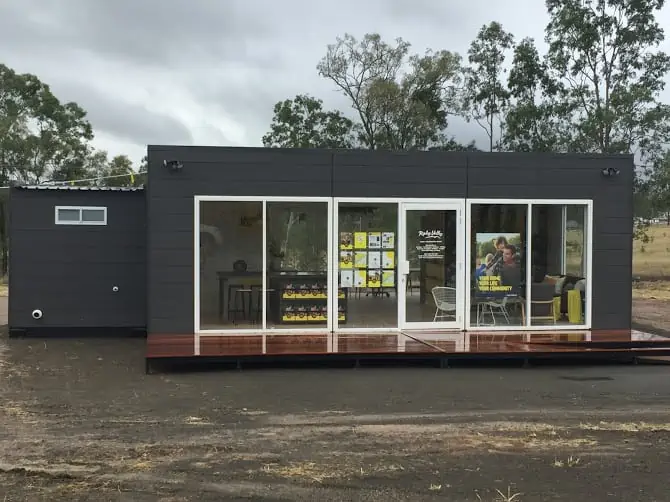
top-left (634, 224), bottom-right (670, 278)
top-left (633, 224), bottom-right (670, 300)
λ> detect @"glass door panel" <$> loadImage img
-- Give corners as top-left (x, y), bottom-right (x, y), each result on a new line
top-left (400, 203), bottom-right (464, 330)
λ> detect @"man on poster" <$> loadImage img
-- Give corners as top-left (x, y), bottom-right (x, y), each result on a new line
top-left (499, 244), bottom-right (521, 294)
top-left (475, 233), bottom-right (522, 298)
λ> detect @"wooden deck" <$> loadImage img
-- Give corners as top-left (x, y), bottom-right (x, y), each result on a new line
top-left (146, 330), bottom-right (670, 366)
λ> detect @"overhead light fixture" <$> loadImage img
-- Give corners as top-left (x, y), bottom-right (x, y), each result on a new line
top-left (601, 166), bottom-right (620, 177)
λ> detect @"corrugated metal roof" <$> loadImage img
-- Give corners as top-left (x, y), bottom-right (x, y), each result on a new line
top-left (16, 185), bottom-right (144, 192)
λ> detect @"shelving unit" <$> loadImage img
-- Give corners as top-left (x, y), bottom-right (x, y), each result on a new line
top-left (270, 274), bottom-right (347, 325)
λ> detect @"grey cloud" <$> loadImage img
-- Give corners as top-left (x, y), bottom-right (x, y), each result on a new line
top-left (6, 0), bottom-right (649, 157)
top-left (0, 0), bottom-right (279, 67)
top-left (53, 81), bottom-right (195, 147)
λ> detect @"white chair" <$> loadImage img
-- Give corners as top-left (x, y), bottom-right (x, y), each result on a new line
top-left (431, 286), bottom-right (457, 322)
top-left (476, 297), bottom-right (512, 326)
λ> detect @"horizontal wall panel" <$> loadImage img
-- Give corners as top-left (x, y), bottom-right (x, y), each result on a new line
top-left (150, 213), bottom-right (194, 232)
top-left (592, 233), bottom-right (635, 252)
top-left (186, 181), bottom-right (332, 197)
top-left (599, 217), bottom-right (634, 235)
top-left (151, 249), bottom-right (193, 267)
top-left (150, 231), bottom-right (194, 250)
top-left (149, 145), bottom-right (333, 165)
top-left (335, 150), bottom-right (468, 168)
top-left (333, 165), bottom-right (467, 184)
top-left (467, 185), bottom-right (602, 199)
top-left (163, 164), bottom-right (332, 183)
top-left (333, 182), bottom-right (466, 198)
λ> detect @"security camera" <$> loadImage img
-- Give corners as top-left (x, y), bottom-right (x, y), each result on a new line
top-left (601, 166), bottom-right (620, 177)
top-left (162, 160), bottom-right (183, 172)
top-left (31, 309), bottom-right (43, 320)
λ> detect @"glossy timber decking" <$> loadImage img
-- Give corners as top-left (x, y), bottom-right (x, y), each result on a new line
top-left (146, 330), bottom-right (670, 363)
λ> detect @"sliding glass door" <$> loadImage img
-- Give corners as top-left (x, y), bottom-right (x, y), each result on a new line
top-left (466, 199), bottom-right (592, 331)
top-left (399, 202), bottom-right (465, 330)
top-left (196, 197), bottom-right (332, 333)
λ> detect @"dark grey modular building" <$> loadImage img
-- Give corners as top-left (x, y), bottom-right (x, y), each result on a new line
top-left (8, 147), bottom-right (635, 359)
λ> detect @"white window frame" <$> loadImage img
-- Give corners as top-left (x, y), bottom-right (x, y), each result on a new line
top-left (465, 199), bottom-right (593, 332)
top-left (194, 196), bottom-right (333, 346)
top-left (54, 206), bottom-right (107, 226)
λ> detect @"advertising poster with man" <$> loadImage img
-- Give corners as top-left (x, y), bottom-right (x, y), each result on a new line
top-left (474, 233), bottom-right (522, 298)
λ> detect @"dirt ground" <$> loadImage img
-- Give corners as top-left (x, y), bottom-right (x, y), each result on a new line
top-left (1, 299), bottom-right (670, 501)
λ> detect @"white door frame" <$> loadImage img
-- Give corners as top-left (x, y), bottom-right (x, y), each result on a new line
top-left (398, 200), bottom-right (465, 331)
top-left (333, 197), bottom-right (467, 333)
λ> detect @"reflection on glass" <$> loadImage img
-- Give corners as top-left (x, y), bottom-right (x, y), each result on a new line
top-left (470, 204), bottom-right (527, 327)
top-left (338, 203), bottom-right (398, 328)
top-left (266, 202), bottom-right (328, 329)
top-left (405, 209), bottom-right (458, 323)
top-left (530, 204), bottom-right (587, 326)
top-left (199, 201), bottom-right (263, 329)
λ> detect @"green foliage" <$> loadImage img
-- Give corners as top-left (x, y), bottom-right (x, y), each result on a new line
top-left (0, 63), bottom-right (93, 184)
top-left (543, 0), bottom-right (670, 159)
top-left (317, 33), bottom-right (462, 150)
top-left (504, 37), bottom-right (571, 152)
top-left (0, 63), bottom-right (144, 188)
top-left (262, 95), bottom-right (354, 148)
top-left (463, 22), bottom-right (515, 152)
top-left (648, 150), bottom-right (670, 221)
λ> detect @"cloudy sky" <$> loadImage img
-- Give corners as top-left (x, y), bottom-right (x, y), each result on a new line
top-left (2, 0), bottom-right (670, 164)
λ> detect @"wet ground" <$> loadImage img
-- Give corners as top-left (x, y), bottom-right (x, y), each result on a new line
top-left (2, 299), bottom-right (670, 501)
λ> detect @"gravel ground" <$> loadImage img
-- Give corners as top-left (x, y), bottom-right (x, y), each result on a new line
top-left (2, 298), bottom-right (670, 501)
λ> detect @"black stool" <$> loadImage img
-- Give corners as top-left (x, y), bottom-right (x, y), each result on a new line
top-left (228, 284), bottom-right (250, 322)
top-left (251, 285), bottom-right (263, 323)
top-left (251, 285), bottom-right (276, 323)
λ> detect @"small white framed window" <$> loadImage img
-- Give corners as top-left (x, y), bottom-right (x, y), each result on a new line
top-left (55, 206), bottom-right (107, 225)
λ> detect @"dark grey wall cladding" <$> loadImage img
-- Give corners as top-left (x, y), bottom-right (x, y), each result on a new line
top-left (467, 153), bottom-right (634, 330)
top-left (9, 189), bottom-right (146, 329)
top-left (147, 146), bottom-right (634, 333)
top-left (332, 151), bottom-right (467, 198)
top-left (147, 146), bottom-right (332, 333)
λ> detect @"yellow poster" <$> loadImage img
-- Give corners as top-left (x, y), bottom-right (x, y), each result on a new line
top-left (354, 232), bottom-right (367, 249)
top-left (354, 251), bottom-right (367, 268)
top-left (382, 251), bottom-right (395, 269)
top-left (382, 270), bottom-right (395, 287)
top-left (354, 269), bottom-right (367, 287)
top-left (368, 269), bottom-right (381, 288)
top-left (340, 232), bottom-right (353, 250)
top-left (339, 250), bottom-right (353, 269)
